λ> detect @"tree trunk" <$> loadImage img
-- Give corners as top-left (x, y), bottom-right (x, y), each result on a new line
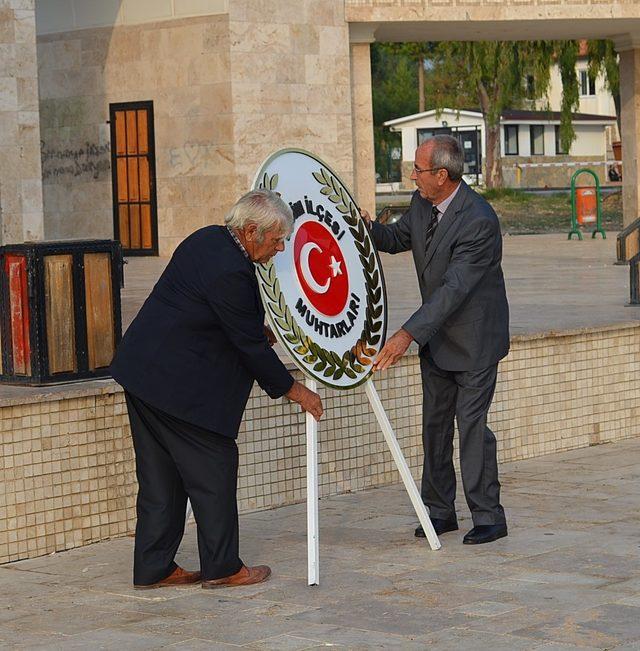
top-left (477, 80), bottom-right (503, 188)
top-left (418, 59), bottom-right (425, 113)
top-left (484, 124), bottom-right (503, 189)
top-left (614, 90), bottom-right (621, 139)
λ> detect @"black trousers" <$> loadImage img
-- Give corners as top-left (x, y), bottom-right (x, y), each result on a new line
top-left (125, 392), bottom-right (243, 585)
top-left (419, 356), bottom-right (506, 526)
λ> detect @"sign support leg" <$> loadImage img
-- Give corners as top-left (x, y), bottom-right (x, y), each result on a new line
top-left (306, 377), bottom-right (320, 585)
top-left (365, 378), bottom-right (441, 551)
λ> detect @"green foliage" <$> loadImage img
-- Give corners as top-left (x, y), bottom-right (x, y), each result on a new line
top-left (555, 40), bottom-right (580, 153)
top-left (588, 40), bottom-right (620, 132)
top-left (423, 47), bottom-right (481, 112)
top-left (371, 43), bottom-right (419, 126)
top-left (371, 43), bottom-right (419, 181)
top-left (375, 191), bottom-right (622, 234)
top-left (437, 41), bottom-right (556, 124)
top-left (479, 187), bottom-right (531, 202)
top-left (379, 42), bottom-right (435, 61)
top-left (433, 41), bottom-right (559, 186)
top-left (588, 40), bottom-right (619, 97)
top-left (371, 38), bottom-right (618, 186)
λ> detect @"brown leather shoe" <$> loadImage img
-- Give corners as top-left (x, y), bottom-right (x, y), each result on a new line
top-left (201, 564), bottom-right (271, 588)
top-left (134, 565), bottom-right (201, 589)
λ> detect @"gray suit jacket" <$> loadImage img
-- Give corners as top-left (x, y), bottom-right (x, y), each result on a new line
top-left (371, 181), bottom-right (509, 372)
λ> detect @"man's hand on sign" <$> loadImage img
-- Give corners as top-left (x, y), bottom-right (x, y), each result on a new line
top-left (264, 324), bottom-right (277, 347)
top-left (359, 209), bottom-right (373, 229)
top-left (373, 328), bottom-right (413, 372)
top-left (286, 381), bottom-right (323, 421)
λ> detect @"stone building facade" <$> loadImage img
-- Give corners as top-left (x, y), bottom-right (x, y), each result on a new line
top-left (2, 0), bottom-right (640, 253)
top-left (0, 1), bottom-right (44, 245)
top-left (34, 0), bottom-right (355, 255)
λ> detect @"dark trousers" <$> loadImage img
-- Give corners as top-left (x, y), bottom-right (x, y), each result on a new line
top-left (419, 356), bottom-right (506, 526)
top-left (125, 392), bottom-right (243, 585)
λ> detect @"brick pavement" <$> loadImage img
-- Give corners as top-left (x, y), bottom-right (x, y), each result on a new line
top-left (120, 232), bottom-right (637, 337)
top-left (1, 437), bottom-right (639, 649)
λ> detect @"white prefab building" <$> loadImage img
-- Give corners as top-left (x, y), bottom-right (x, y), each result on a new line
top-left (384, 108), bottom-right (618, 189)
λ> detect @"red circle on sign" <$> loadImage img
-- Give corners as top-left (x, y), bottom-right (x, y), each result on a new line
top-left (294, 221), bottom-right (349, 317)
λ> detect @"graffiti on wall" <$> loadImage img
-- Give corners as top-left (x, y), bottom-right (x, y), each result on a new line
top-left (41, 141), bottom-right (111, 182)
top-left (168, 141), bottom-right (229, 175)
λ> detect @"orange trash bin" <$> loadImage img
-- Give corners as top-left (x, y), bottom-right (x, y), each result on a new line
top-left (575, 187), bottom-right (597, 225)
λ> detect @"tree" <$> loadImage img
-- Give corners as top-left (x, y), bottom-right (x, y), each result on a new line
top-left (371, 43), bottom-right (419, 181)
top-left (371, 40), bottom-right (587, 188)
top-left (378, 43), bottom-right (436, 112)
top-left (435, 41), bottom-right (579, 188)
top-left (555, 41), bottom-right (581, 155)
top-left (422, 52), bottom-right (478, 113)
top-left (587, 40), bottom-right (620, 134)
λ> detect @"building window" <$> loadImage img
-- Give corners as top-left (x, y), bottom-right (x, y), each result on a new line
top-left (504, 125), bottom-right (519, 155)
top-left (579, 70), bottom-right (596, 96)
top-left (109, 101), bottom-right (158, 255)
top-left (555, 126), bottom-right (569, 155)
top-left (530, 125), bottom-right (545, 155)
top-left (417, 127), bottom-right (451, 146)
top-left (525, 74), bottom-right (536, 98)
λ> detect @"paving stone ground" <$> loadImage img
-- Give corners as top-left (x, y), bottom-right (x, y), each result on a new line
top-left (1, 437), bottom-right (639, 650)
top-left (120, 232), bottom-right (638, 336)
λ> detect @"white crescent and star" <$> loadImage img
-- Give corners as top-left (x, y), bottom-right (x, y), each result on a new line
top-left (329, 255), bottom-right (342, 277)
top-left (299, 242), bottom-right (343, 295)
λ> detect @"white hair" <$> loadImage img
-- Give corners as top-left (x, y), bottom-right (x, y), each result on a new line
top-left (225, 190), bottom-right (293, 240)
top-left (429, 135), bottom-right (464, 181)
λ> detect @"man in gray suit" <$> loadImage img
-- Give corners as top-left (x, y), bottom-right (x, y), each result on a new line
top-left (363, 135), bottom-right (509, 545)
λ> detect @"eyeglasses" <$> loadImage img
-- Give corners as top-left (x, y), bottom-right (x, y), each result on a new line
top-left (412, 166), bottom-right (442, 175)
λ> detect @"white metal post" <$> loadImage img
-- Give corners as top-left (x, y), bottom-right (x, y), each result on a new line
top-left (306, 377), bottom-right (320, 585)
top-left (365, 379), bottom-right (441, 551)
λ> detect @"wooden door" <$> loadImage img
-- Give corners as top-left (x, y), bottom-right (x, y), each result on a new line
top-left (4, 254), bottom-right (31, 375)
top-left (109, 101), bottom-right (158, 255)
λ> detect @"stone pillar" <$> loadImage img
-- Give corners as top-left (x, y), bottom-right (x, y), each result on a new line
top-left (0, 1), bottom-right (44, 244)
top-left (349, 32), bottom-right (376, 214)
top-left (226, 1), bottom-right (354, 200)
top-left (618, 44), bottom-right (640, 228)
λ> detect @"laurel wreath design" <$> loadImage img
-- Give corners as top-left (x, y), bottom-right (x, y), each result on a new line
top-left (257, 168), bottom-right (384, 383)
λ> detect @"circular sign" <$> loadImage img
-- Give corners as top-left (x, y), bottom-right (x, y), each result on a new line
top-left (253, 149), bottom-right (387, 390)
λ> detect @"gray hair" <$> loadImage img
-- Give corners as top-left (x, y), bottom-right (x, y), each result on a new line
top-left (429, 135), bottom-right (464, 181)
top-left (225, 189), bottom-right (293, 239)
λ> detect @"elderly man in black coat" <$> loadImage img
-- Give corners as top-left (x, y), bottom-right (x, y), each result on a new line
top-left (111, 190), bottom-right (322, 589)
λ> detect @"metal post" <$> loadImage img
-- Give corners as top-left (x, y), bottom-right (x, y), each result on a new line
top-left (569, 168), bottom-right (606, 240)
top-left (592, 172), bottom-right (606, 240)
top-left (629, 252), bottom-right (640, 305)
top-left (306, 377), bottom-right (320, 585)
top-left (364, 379), bottom-right (441, 551)
top-left (569, 170), bottom-right (583, 240)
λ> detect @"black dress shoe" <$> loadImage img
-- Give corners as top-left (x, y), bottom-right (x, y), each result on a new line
top-left (463, 524), bottom-right (508, 545)
top-left (415, 517), bottom-right (459, 538)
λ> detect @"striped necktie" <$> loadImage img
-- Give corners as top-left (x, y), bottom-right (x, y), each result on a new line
top-left (425, 205), bottom-right (440, 252)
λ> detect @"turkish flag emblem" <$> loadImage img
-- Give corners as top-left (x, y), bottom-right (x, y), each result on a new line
top-left (294, 221), bottom-right (349, 317)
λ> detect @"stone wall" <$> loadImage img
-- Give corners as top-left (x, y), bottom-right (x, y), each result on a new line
top-left (37, 15), bottom-right (233, 255)
top-left (36, 2), bottom-right (357, 256)
top-left (225, 1), bottom-right (354, 199)
top-left (345, 0), bottom-right (632, 13)
top-left (502, 156), bottom-right (611, 189)
top-left (399, 157), bottom-right (611, 190)
top-left (350, 41), bottom-right (376, 211)
top-left (1, 322), bottom-right (639, 564)
top-left (0, 0), bottom-right (44, 244)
